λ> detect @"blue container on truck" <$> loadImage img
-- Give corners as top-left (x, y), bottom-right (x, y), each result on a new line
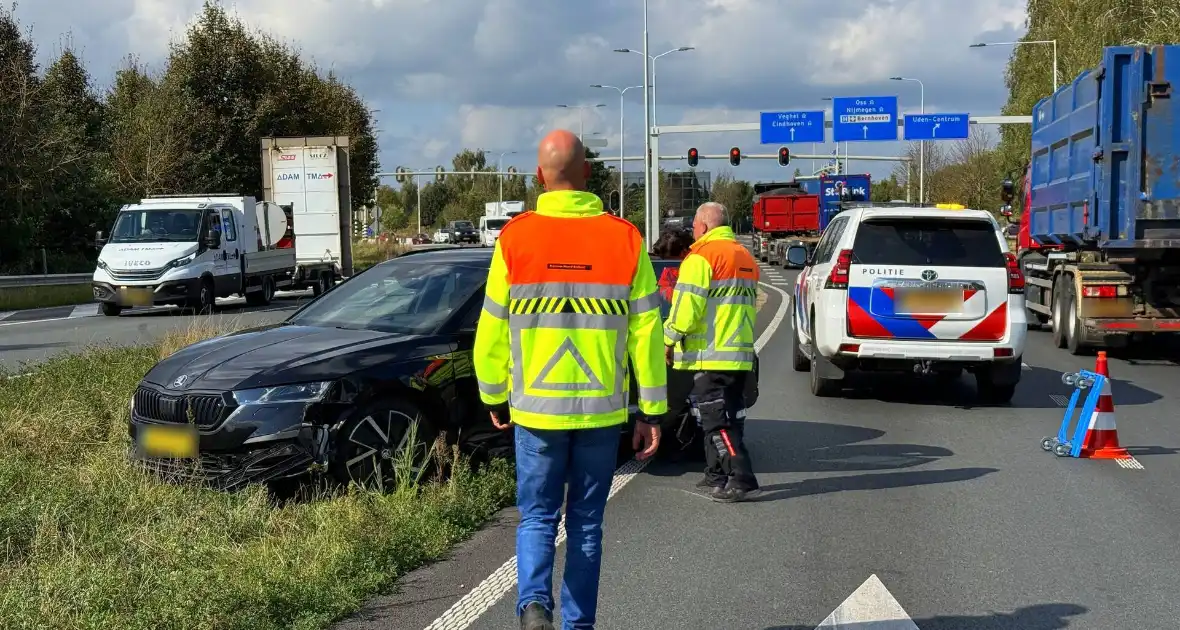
top-left (818, 174), bottom-right (871, 230)
top-left (1016, 44), bottom-right (1180, 354)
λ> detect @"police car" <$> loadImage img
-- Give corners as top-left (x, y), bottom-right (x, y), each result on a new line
top-left (787, 204), bottom-right (1026, 403)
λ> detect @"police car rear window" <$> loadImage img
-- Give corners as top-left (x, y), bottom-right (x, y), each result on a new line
top-left (851, 218), bottom-right (1004, 267)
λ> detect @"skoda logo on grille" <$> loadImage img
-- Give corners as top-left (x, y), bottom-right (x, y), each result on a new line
top-left (170, 374), bottom-right (190, 389)
top-left (921, 269), bottom-right (939, 282)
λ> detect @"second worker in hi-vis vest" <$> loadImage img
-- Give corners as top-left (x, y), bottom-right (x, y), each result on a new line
top-left (474, 130), bottom-right (668, 630)
top-left (663, 202), bottom-right (762, 503)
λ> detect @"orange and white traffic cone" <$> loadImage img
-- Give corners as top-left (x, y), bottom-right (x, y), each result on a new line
top-left (1080, 351), bottom-right (1130, 459)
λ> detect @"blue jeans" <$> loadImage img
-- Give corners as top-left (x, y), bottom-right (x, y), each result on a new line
top-left (515, 424), bottom-right (620, 630)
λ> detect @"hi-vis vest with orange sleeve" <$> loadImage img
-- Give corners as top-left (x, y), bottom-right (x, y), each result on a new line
top-left (473, 190), bottom-right (668, 430)
top-left (663, 225), bottom-right (759, 372)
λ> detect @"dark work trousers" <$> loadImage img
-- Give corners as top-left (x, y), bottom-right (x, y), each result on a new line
top-left (690, 370), bottom-right (759, 491)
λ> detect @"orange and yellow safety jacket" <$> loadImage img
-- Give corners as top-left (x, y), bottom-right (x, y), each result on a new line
top-left (663, 225), bottom-right (759, 372)
top-left (473, 190), bottom-right (668, 430)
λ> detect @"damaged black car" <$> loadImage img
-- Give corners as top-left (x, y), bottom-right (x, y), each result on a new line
top-left (128, 247), bottom-right (757, 491)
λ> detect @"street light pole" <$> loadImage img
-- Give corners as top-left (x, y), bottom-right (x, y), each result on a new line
top-left (616, 43), bottom-right (693, 247)
top-left (891, 76), bottom-right (925, 204)
top-left (592, 84), bottom-right (642, 218)
top-left (497, 150), bottom-right (516, 206)
top-left (970, 40), bottom-right (1059, 92)
top-left (556, 104), bottom-right (606, 142)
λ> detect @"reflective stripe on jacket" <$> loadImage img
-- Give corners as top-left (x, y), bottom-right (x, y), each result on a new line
top-left (473, 190), bottom-right (668, 430)
top-left (663, 225), bottom-right (759, 371)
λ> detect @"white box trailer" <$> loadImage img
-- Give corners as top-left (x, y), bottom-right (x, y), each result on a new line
top-left (92, 195), bottom-right (297, 316)
top-left (261, 136), bottom-right (354, 295)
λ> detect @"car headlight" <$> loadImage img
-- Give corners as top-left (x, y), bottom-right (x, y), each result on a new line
top-left (232, 381), bottom-right (332, 405)
top-left (97, 259), bottom-right (108, 270)
top-left (169, 253), bottom-right (196, 268)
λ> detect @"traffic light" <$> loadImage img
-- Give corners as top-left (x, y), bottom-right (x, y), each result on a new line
top-left (778, 147), bottom-right (790, 166)
top-left (729, 147), bottom-right (741, 166)
top-left (687, 147), bottom-right (699, 168)
top-left (608, 190), bottom-right (620, 211)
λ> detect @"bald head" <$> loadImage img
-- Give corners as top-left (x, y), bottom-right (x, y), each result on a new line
top-left (536, 130), bottom-right (589, 191)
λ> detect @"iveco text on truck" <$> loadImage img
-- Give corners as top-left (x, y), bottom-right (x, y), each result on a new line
top-left (1003, 45), bottom-right (1180, 354)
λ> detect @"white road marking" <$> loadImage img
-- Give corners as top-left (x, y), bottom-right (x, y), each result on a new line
top-left (0, 311), bottom-right (12, 321)
top-left (69, 304), bottom-right (99, 318)
top-left (422, 281), bottom-right (792, 630)
top-left (1113, 457), bottom-right (1142, 471)
top-left (1050, 394), bottom-right (1070, 407)
top-left (1022, 362), bottom-right (1030, 370)
top-left (815, 574), bottom-right (918, 629)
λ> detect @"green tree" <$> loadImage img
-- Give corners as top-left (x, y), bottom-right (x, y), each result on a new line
top-left (0, 6), bottom-right (45, 270)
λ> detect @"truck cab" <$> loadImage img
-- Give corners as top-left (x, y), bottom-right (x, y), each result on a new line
top-left (92, 196), bottom-right (296, 316)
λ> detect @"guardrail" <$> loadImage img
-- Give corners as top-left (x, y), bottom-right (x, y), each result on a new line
top-left (0, 273), bottom-right (92, 289)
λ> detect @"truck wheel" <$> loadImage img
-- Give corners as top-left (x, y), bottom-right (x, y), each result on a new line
top-left (1064, 282), bottom-right (1091, 356)
top-left (1051, 277), bottom-right (1069, 349)
top-left (312, 272), bottom-right (331, 297)
top-left (188, 278), bottom-right (215, 314)
top-left (100, 302), bottom-right (122, 317)
top-left (247, 277), bottom-right (275, 306)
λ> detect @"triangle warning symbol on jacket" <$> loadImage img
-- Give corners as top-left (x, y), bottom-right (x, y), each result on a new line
top-left (530, 336), bottom-right (607, 391)
top-left (720, 309), bottom-right (756, 350)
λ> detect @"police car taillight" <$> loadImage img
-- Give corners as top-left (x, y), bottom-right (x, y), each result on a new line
top-left (825, 249), bottom-right (853, 289)
top-left (1004, 252), bottom-right (1024, 294)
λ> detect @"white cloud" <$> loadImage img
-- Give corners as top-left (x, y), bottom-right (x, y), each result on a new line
top-left (12, 0), bottom-right (1031, 183)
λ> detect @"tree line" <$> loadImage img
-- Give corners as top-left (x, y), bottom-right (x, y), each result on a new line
top-left (0, 2), bottom-right (378, 274)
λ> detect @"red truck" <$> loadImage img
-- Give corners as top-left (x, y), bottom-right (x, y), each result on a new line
top-left (749, 182), bottom-right (821, 265)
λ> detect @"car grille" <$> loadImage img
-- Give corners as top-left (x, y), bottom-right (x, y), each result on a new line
top-left (134, 387), bottom-right (231, 429)
top-left (108, 266), bottom-right (168, 282)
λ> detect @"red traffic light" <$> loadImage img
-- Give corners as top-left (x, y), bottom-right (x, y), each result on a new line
top-left (778, 147), bottom-right (790, 166)
top-left (729, 147), bottom-right (741, 166)
top-left (687, 147), bottom-right (699, 167)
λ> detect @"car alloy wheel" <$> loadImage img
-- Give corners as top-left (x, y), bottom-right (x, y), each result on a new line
top-left (336, 403), bottom-right (438, 490)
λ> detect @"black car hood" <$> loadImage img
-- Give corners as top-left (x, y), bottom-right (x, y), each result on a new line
top-left (142, 324), bottom-right (436, 392)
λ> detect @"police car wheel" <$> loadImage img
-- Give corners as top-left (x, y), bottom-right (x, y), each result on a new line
top-left (791, 312), bottom-right (810, 372)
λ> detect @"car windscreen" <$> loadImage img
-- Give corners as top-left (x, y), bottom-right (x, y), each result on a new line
top-left (453, 222), bottom-right (474, 229)
top-left (485, 219), bottom-right (509, 230)
top-left (110, 209), bottom-right (203, 243)
top-left (851, 218), bottom-right (1005, 267)
top-left (288, 260), bottom-right (487, 334)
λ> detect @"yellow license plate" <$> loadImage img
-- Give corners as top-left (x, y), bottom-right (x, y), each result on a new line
top-left (119, 286), bottom-right (154, 306)
top-left (138, 424), bottom-right (198, 459)
top-left (897, 290), bottom-right (962, 313)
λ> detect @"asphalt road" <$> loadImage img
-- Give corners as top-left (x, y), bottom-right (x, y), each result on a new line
top-left (0, 292), bottom-right (311, 372)
top-left (341, 238), bottom-right (1180, 630)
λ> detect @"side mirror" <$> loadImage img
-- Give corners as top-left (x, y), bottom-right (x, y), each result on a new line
top-left (785, 245), bottom-right (808, 268)
top-left (95, 230), bottom-right (106, 248)
top-left (1000, 179), bottom-right (1015, 204)
top-left (204, 230), bottom-right (222, 249)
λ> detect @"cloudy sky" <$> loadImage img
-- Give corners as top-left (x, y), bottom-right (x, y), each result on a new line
top-left (15, 0), bottom-right (1028, 186)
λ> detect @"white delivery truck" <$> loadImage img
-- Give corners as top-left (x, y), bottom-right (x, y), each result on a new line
top-left (260, 136), bottom-right (354, 294)
top-left (92, 195), bottom-right (297, 316)
top-left (480, 201), bottom-right (525, 247)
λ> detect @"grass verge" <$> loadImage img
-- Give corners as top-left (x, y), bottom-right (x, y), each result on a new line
top-left (0, 321), bottom-right (515, 630)
top-left (352, 240), bottom-right (409, 273)
top-left (0, 283), bottom-right (93, 312)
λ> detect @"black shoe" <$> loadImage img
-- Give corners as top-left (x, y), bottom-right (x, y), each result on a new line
top-left (520, 602), bottom-right (554, 630)
top-left (709, 486), bottom-right (755, 503)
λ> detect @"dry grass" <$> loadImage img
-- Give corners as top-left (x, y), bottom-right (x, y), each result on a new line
top-left (0, 283), bottom-right (93, 311)
top-left (352, 240), bottom-right (409, 272)
top-left (0, 323), bottom-right (515, 630)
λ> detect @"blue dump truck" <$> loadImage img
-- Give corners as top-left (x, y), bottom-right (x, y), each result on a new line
top-left (1002, 45), bottom-right (1180, 354)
